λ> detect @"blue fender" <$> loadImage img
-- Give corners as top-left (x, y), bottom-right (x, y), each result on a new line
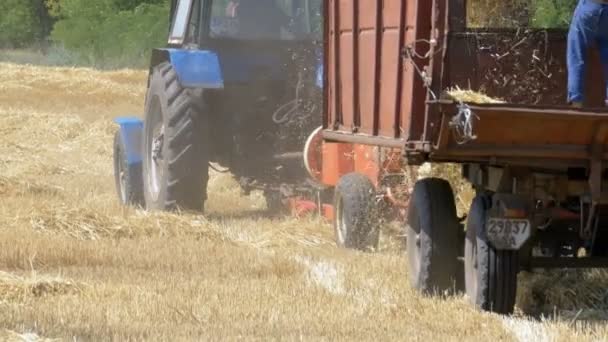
top-left (151, 48), bottom-right (225, 89)
top-left (114, 117), bottom-right (144, 166)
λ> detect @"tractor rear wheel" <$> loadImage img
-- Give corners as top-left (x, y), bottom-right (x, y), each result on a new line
top-left (143, 62), bottom-right (209, 212)
top-left (407, 178), bottom-right (460, 294)
top-left (464, 194), bottom-right (518, 314)
top-left (333, 173), bottom-right (380, 251)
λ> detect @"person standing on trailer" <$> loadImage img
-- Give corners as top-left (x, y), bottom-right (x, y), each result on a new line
top-left (567, 0), bottom-right (608, 107)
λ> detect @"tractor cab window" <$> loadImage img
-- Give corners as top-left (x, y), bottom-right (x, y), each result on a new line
top-left (185, 0), bottom-right (202, 45)
top-left (209, 0), bottom-right (318, 41)
top-left (169, 0), bottom-right (193, 44)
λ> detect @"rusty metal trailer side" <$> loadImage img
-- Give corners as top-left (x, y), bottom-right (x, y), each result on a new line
top-left (322, 0), bottom-right (608, 164)
top-left (430, 102), bottom-right (608, 168)
top-left (323, 0), bottom-right (433, 145)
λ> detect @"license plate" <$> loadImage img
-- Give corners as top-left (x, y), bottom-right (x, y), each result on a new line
top-left (486, 218), bottom-right (531, 250)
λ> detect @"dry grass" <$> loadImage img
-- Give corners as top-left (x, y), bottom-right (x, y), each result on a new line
top-left (0, 62), bottom-right (145, 123)
top-left (0, 61), bottom-right (607, 341)
top-left (446, 87), bottom-right (506, 104)
top-left (0, 271), bottom-right (82, 304)
top-left (0, 329), bottom-right (59, 342)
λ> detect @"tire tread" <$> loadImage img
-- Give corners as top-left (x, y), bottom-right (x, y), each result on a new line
top-left (465, 194), bottom-right (518, 314)
top-left (143, 62), bottom-right (209, 211)
top-left (333, 173), bottom-right (380, 250)
top-left (408, 178), bottom-right (460, 294)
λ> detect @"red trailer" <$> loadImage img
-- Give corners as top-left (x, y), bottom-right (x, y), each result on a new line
top-left (307, 0), bottom-right (608, 315)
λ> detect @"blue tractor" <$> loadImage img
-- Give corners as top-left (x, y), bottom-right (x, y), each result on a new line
top-left (113, 0), bottom-right (323, 213)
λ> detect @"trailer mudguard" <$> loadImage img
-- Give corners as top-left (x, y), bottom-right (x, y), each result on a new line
top-left (150, 48), bottom-right (224, 89)
top-left (114, 117), bottom-right (144, 166)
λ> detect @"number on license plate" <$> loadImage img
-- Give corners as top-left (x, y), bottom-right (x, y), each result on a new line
top-left (486, 218), bottom-right (531, 250)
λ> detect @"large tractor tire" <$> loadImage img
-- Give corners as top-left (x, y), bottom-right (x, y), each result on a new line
top-left (143, 62), bottom-right (209, 212)
top-left (333, 173), bottom-right (380, 251)
top-left (113, 131), bottom-right (144, 207)
top-left (407, 178), bottom-right (460, 294)
top-left (464, 194), bottom-right (518, 314)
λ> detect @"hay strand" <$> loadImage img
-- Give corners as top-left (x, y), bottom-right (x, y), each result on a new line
top-left (445, 86), bottom-right (505, 104)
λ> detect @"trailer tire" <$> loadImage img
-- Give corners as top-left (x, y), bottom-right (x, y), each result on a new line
top-left (465, 194), bottom-right (518, 314)
top-left (113, 131), bottom-right (144, 207)
top-left (143, 62), bottom-right (209, 212)
top-left (407, 178), bottom-right (460, 294)
top-left (333, 173), bottom-right (380, 251)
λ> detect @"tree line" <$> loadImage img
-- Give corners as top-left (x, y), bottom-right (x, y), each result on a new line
top-left (0, 0), bottom-right (578, 68)
top-left (0, 0), bottom-right (169, 67)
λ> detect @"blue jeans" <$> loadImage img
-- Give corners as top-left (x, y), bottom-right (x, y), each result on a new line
top-left (567, 0), bottom-right (608, 104)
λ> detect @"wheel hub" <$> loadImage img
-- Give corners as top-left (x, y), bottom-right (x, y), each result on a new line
top-left (152, 133), bottom-right (164, 162)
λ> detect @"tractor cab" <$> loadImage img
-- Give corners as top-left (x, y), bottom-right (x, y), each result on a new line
top-left (113, 0), bottom-right (324, 213)
top-left (164, 0), bottom-right (323, 191)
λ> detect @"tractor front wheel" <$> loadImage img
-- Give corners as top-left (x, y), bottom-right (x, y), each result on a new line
top-left (113, 131), bottom-right (144, 207)
top-left (143, 62), bottom-right (210, 212)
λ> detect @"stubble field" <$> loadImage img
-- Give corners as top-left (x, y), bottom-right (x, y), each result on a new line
top-left (0, 61), bottom-right (607, 341)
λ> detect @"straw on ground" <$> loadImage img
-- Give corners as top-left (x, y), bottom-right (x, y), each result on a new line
top-left (0, 62), bottom-right (607, 340)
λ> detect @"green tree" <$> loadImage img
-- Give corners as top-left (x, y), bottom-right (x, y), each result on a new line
top-left (530, 0), bottom-right (578, 28)
top-left (468, 0), bottom-right (577, 28)
top-left (0, 0), bottom-right (41, 47)
top-left (50, 0), bottom-right (169, 67)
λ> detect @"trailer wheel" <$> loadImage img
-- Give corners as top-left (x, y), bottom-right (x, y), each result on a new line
top-left (465, 194), bottom-right (518, 314)
top-left (334, 173), bottom-right (380, 251)
top-left (407, 178), bottom-right (460, 294)
top-left (143, 62), bottom-right (209, 212)
top-left (113, 131), bottom-right (144, 207)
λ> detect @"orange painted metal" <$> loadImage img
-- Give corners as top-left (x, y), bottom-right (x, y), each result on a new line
top-left (319, 141), bottom-right (390, 188)
top-left (323, 204), bottom-right (335, 221)
top-left (321, 142), bottom-right (354, 186)
top-left (353, 144), bottom-right (380, 187)
top-left (288, 198), bottom-right (318, 218)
